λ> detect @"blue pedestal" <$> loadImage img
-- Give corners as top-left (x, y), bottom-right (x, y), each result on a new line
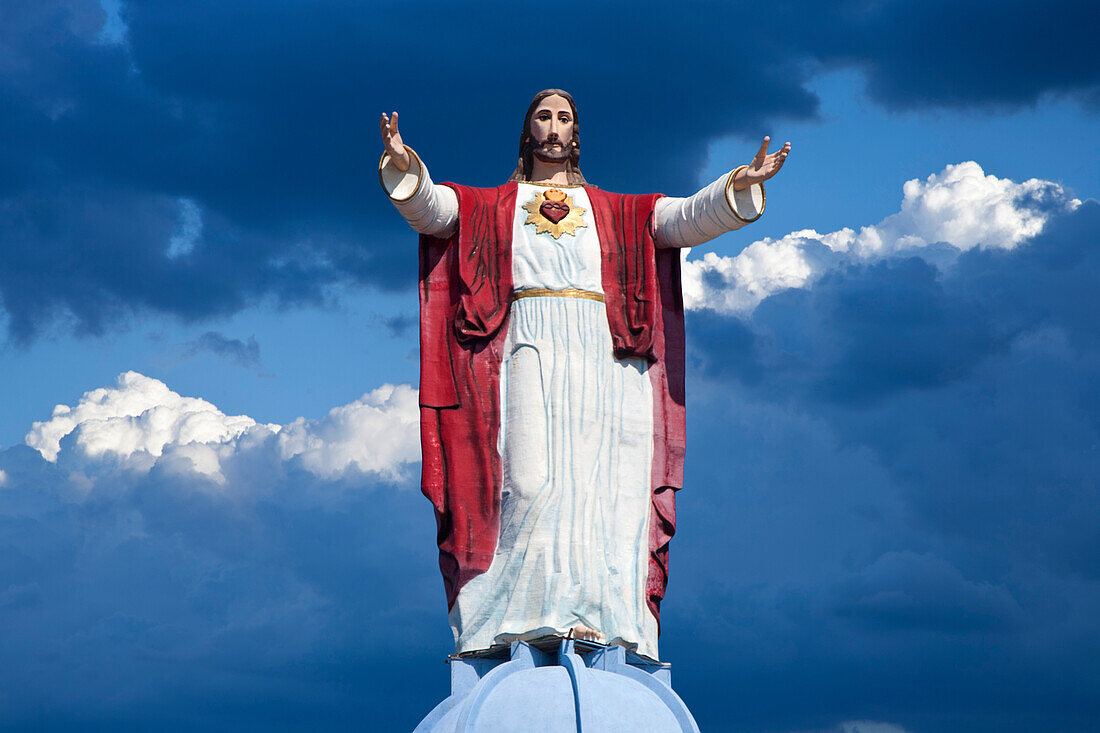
top-left (414, 636), bottom-right (699, 732)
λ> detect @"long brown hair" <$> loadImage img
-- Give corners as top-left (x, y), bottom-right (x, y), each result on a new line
top-left (507, 89), bottom-right (589, 186)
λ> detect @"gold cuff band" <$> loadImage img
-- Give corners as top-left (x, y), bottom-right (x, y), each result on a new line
top-left (378, 146), bottom-right (423, 203)
top-left (511, 288), bottom-right (605, 303)
top-left (725, 164), bottom-right (766, 224)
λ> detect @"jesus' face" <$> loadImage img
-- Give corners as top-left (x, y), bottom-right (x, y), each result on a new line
top-left (529, 94), bottom-right (574, 164)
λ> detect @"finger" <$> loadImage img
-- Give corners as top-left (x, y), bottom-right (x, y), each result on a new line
top-left (379, 114), bottom-right (389, 136)
top-left (755, 136), bottom-right (770, 163)
top-left (391, 111), bottom-right (400, 133)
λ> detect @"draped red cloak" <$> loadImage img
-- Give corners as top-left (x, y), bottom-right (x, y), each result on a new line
top-left (417, 182), bottom-right (686, 630)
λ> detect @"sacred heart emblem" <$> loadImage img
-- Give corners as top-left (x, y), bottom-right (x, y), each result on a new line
top-left (539, 189), bottom-right (571, 224)
top-left (522, 188), bottom-right (587, 239)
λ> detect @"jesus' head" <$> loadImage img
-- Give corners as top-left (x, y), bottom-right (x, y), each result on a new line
top-left (508, 89), bottom-right (588, 186)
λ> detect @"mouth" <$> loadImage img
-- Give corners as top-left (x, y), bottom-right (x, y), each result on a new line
top-left (532, 137), bottom-right (570, 163)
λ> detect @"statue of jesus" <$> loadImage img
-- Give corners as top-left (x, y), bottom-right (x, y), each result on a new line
top-left (379, 89), bottom-right (790, 661)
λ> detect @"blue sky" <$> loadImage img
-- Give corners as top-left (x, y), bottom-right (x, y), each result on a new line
top-left (1, 1), bottom-right (1099, 731)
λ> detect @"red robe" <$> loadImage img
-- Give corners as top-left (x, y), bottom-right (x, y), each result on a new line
top-left (417, 182), bottom-right (685, 630)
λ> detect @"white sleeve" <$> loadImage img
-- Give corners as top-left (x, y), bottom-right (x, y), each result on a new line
top-left (378, 146), bottom-right (458, 238)
top-left (654, 165), bottom-right (765, 248)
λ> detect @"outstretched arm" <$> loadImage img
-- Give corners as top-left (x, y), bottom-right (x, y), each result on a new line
top-left (655, 136), bottom-right (791, 249)
top-left (378, 111), bottom-right (457, 237)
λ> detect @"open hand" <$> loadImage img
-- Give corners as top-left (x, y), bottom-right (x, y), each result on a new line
top-left (732, 137), bottom-right (791, 191)
top-left (379, 111), bottom-right (410, 172)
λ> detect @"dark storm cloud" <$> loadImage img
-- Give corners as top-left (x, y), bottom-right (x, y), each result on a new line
top-left (832, 551), bottom-right (1023, 633)
top-left (671, 203), bottom-right (1100, 730)
top-left (182, 331), bottom-right (262, 369)
top-left (0, 186), bottom-right (339, 342)
top-left (694, 203), bottom-right (1100, 565)
top-left (4, 0), bottom-right (1097, 341)
top-left (692, 255), bottom-right (1017, 406)
top-left (800, 0), bottom-right (1100, 112)
top-left (0, 440), bottom-right (449, 732)
top-left (381, 312), bottom-right (416, 338)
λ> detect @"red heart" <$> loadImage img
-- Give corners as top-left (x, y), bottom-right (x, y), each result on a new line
top-left (540, 200), bottom-right (570, 224)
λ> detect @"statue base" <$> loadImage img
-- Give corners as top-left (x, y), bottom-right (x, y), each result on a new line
top-left (414, 635), bottom-right (699, 732)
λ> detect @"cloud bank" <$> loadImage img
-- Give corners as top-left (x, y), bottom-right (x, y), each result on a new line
top-left (667, 183), bottom-right (1100, 730)
top-left (0, 381), bottom-right (440, 733)
top-left (24, 370), bottom-right (419, 483)
top-left (683, 161), bottom-right (1081, 315)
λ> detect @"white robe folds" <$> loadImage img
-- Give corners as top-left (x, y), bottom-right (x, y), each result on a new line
top-left (451, 184), bottom-right (658, 656)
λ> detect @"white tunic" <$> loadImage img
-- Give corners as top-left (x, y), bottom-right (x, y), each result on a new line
top-left (450, 184), bottom-right (658, 657)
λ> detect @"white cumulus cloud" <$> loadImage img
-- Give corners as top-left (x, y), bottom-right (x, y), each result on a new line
top-left (25, 371), bottom-right (264, 463)
top-left (24, 372), bottom-right (420, 485)
top-left (683, 161), bottom-right (1081, 315)
top-left (276, 383), bottom-right (421, 481)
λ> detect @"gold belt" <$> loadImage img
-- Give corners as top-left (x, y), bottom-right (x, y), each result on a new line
top-left (511, 288), bottom-right (605, 303)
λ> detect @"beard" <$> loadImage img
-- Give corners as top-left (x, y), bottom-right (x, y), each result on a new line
top-left (531, 137), bottom-right (571, 164)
